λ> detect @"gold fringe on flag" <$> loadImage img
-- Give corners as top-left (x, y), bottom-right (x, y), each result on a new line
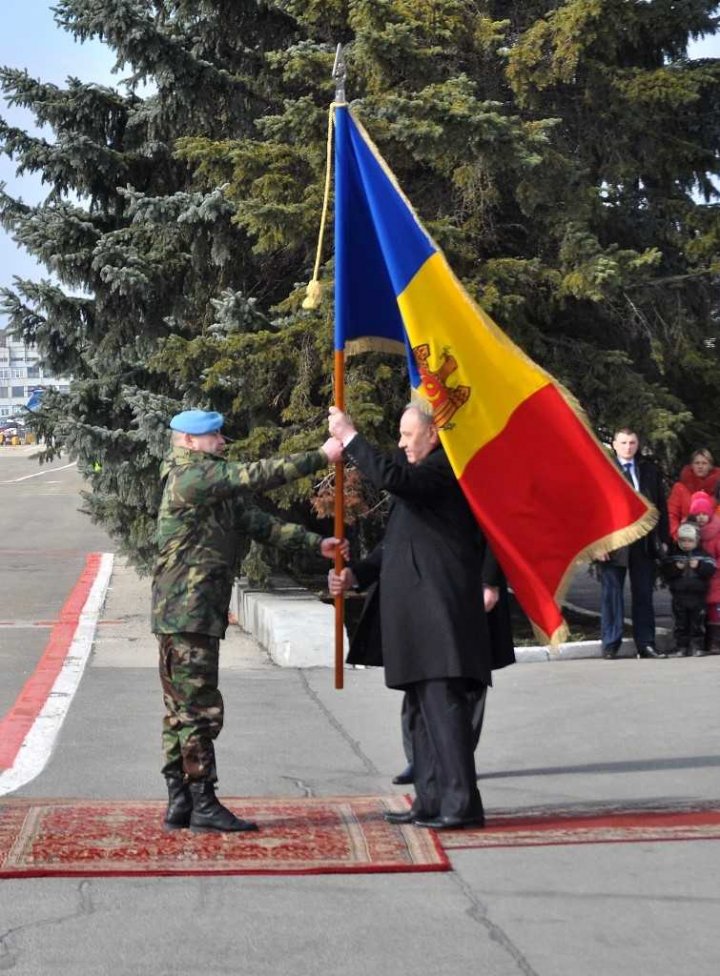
top-left (536, 379), bottom-right (661, 647)
top-left (345, 336), bottom-right (407, 358)
top-left (538, 491), bottom-right (659, 649)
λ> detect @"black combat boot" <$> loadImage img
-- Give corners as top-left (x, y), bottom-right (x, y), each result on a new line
top-left (163, 770), bottom-right (193, 830)
top-left (188, 780), bottom-right (258, 833)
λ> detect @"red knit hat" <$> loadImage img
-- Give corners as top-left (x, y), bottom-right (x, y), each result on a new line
top-left (689, 491), bottom-right (715, 516)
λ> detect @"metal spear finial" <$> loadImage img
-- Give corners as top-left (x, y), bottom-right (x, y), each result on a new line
top-left (332, 43), bottom-right (346, 104)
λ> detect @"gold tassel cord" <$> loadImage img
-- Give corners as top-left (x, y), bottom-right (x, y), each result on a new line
top-left (302, 103), bottom-right (337, 310)
top-left (303, 279), bottom-right (323, 309)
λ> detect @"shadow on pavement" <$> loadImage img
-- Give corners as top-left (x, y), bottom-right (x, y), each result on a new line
top-left (479, 755), bottom-right (720, 779)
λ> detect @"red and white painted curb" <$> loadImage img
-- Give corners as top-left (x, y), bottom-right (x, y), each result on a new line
top-left (0, 552), bottom-right (114, 796)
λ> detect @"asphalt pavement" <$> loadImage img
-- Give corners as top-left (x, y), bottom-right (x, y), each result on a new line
top-left (1, 445), bottom-right (719, 976)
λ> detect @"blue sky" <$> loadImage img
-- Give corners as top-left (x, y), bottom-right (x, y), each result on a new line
top-left (1, 2), bottom-right (719, 330)
top-left (0, 1), bottom-right (118, 318)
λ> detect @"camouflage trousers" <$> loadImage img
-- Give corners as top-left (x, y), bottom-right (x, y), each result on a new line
top-left (158, 632), bottom-right (223, 782)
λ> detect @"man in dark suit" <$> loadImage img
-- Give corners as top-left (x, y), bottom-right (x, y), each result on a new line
top-left (327, 403), bottom-right (514, 830)
top-left (598, 426), bottom-right (670, 659)
top-left (392, 682), bottom-right (487, 786)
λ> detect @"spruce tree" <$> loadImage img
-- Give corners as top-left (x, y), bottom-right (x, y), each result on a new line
top-left (0, 0), bottom-right (317, 569)
top-left (1, 1), bottom-right (718, 573)
top-left (179, 0), bottom-right (720, 469)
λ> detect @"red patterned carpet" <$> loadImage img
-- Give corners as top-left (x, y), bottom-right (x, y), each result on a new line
top-left (441, 803), bottom-right (720, 849)
top-left (0, 796), bottom-right (448, 878)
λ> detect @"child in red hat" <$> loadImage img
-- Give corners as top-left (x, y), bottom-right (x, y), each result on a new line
top-left (686, 491), bottom-right (720, 653)
top-left (661, 523), bottom-right (716, 655)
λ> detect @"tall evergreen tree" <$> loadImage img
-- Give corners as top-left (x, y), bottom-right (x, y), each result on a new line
top-left (0, 0), bottom-right (318, 568)
top-left (1, 1), bottom-right (719, 571)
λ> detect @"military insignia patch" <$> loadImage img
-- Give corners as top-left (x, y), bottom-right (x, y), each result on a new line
top-left (412, 344), bottom-right (470, 429)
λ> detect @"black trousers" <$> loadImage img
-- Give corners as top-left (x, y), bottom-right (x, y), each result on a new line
top-left (406, 678), bottom-right (484, 820)
top-left (401, 684), bottom-right (486, 764)
top-left (671, 598), bottom-right (706, 652)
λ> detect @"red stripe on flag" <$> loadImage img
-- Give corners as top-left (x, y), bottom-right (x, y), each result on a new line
top-left (0, 553), bottom-right (103, 770)
top-left (459, 385), bottom-right (648, 640)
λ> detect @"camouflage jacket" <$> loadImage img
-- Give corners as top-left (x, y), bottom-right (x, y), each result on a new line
top-left (151, 446), bottom-right (325, 637)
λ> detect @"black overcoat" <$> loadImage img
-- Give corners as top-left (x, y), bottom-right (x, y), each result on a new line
top-left (344, 436), bottom-right (515, 689)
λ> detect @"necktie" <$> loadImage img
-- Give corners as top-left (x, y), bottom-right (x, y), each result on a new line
top-left (622, 463), bottom-right (634, 485)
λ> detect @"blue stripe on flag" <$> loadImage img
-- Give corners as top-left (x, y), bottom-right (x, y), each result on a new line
top-left (334, 105), bottom-right (435, 372)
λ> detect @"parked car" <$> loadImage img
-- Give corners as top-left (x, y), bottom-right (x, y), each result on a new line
top-left (0, 423), bottom-right (26, 443)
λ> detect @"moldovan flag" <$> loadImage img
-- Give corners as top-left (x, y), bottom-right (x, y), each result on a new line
top-left (333, 104), bottom-right (658, 644)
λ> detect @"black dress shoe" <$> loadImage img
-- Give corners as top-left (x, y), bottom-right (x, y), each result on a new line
top-left (384, 808), bottom-right (432, 825)
top-left (392, 764), bottom-right (414, 785)
top-left (413, 814), bottom-right (485, 830)
top-left (602, 643), bottom-right (620, 659)
top-left (636, 645), bottom-right (666, 659)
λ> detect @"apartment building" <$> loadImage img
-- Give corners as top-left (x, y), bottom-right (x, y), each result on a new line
top-left (0, 330), bottom-right (70, 419)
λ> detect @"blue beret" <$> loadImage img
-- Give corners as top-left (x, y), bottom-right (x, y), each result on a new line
top-left (169, 409), bottom-right (224, 435)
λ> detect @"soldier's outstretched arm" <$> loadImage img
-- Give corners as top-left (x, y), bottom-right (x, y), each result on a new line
top-left (236, 501), bottom-right (323, 555)
top-left (229, 439), bottom-right (342, 494)
top-left (172, 444), bottom-right (337, 505)
top-left (231, 450), bottom-right (327, 494)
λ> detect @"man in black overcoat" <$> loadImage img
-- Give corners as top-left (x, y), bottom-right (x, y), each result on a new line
top-left (350, 559), bottom-right (509, 787)
top-left (327, 404), bottom-right (515, 829)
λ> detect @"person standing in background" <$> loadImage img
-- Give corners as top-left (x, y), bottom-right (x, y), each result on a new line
top-left (667, 449), bottom-right (720, 540)
top-left (598, 427), bottom-right (669, 659)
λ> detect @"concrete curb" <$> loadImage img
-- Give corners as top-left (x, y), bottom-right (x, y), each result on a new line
top-left (233, 578), bottom-right (672, 667)
top-left (515, 641), bottom-right (643, 662)
top-left (233, 579), bottom-right (348, 668)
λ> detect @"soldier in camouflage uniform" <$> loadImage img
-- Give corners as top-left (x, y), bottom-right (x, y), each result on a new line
top-left (152, 409), bottom-right (344, 833)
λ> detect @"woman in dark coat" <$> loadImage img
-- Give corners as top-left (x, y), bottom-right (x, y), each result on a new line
top-left (328, 405), bottom-right (514, 829)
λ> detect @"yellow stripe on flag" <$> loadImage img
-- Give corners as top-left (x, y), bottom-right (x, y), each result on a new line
top-left (397, 252), bottom-right (550, 473)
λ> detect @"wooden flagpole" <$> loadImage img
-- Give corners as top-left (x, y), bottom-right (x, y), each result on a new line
top-left (333, 349), bottom-right (345, 690)
top-left (332, 45), bottom-right (347, 690)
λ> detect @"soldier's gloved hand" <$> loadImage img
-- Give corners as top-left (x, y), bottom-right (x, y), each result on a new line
top-left (483, 585), bottom-right (499, 613)
top-left (328, 567), bottom-right (356, 595)
top-left (328, 406), bottom-right (356, 445)
top-left (321, 437), bottom-right (344, 464)
top-left (320, 537), bottom-right (350, 560)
